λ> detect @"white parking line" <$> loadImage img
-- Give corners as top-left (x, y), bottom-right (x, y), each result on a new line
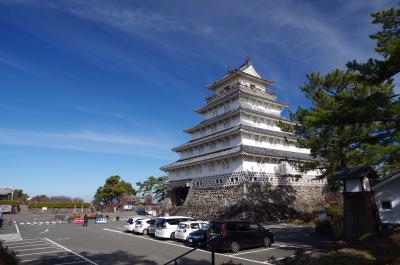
top-left (6, 239), bottom-right (45, 245)
top-left (19, 254), bottom-right (74, 263)
top-left (12, 242), bottom-right (51, 249)
top-left (18, 250), bottom-right (65, 257)
top-left (14, 222), bottom-right (22, 241)
top-left (272, 243), bottom-right (324, 252)
top-left (16, 246), bottom-right (60, 252)
top-left (232, 247), bottom-right (276, 256)
top-left (103, 228), bottom-right (273, 265)
top-left (44, 238), bottom-right (99, 265)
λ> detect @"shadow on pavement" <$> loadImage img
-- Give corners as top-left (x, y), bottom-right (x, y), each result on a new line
top-left (270, 225), bottom-right (334, 250)
top-left (23, 250), bottom-right (212, 265)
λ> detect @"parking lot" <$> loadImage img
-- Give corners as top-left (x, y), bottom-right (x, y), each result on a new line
top-left (1, 213), bottom-right (333, 265)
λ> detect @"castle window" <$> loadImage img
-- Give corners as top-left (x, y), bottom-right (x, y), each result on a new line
top-left (231, 178), bottom-right (234, 182)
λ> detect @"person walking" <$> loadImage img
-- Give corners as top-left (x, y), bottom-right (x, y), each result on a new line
top-left (83, 214), bottom-right (88, 227)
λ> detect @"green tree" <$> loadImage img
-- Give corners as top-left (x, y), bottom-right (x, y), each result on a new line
top-left (13, 189), bottom-right (28, 204)
top-left (279, 70), bottom-right (397, 188)
top-left (280, 5), bottom-right (400, 186)
top-left (347, 5), bottom-right (399, 84)
top-left (94, 175), bottom-right (136, 205)
top-left (136, 176), bottom-right (168, 202)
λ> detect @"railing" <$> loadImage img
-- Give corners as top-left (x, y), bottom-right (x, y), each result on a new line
top-left (163, 235), bottom-right (219, 265)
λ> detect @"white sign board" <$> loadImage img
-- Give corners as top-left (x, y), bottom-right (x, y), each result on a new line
top-left (0, 205), bottom-right (12, 213)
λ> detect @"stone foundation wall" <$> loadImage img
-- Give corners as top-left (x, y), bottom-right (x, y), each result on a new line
top-left (168, 182), bottom-right (325, 220)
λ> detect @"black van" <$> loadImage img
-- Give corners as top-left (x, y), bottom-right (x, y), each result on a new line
top-left (207, 220), bottom-right (274, 253)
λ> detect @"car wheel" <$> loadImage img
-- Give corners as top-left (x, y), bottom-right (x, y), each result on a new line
top-left (264, 237), bottom-right (271, 247)
top-left (230, 241), bottom-right (240, 253)
top-left (142, 229), bottom-right (148, 235)
top-left (170, 232), bottom-right (175, 240)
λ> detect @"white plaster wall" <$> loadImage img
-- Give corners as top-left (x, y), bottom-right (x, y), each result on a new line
top-left (241, 133), bottom-right (310, 154)
top-left (191, 114), bottom-right (240, 140)
top-left (238, 77), bottom-right (265, 92)
top-left (240, 113), bottom-right (282, 132)
top-left (179, 133), bottom-right (241, 159)
top-left (374, 178), bottom-right (400, 224)
top-left (240, 97), bottom-right (281, 116)
top-left (167, 156), bottom-right (243, 182)
top-left (203, 98), bottom-right (240, 120)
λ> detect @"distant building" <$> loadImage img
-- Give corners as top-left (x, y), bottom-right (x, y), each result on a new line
top-left (373, 172), bottom-right (400, 224)
top-left (0, 187), bottom-right (13, 200)
top-left (161, 59), bottom-right (325, 219)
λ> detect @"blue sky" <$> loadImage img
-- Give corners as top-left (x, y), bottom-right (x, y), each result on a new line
top-left (0, 0), bottom-right (396, 201)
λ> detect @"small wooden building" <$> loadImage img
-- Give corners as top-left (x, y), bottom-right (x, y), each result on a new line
top-left (334, 166), bottom-right (381, 242)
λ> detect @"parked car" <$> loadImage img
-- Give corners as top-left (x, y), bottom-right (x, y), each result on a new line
top-left (207, 220), bottom-right (274, 253)
top-left (155, 216), bottom-right (194, 239)
top-left (148, 218), bottom-right (156, 235)
top-left (186, 228), bottom-right (208, 247)
top-left (175, 221), bottom-right (209, 241)
top-left (124, 217), bottom-right (143, 232)
top-left (133, 218), bottom-right (152, 235)
top-left (145, 207), bottom-right (153, 215)
top-left (136, 208), bottom-right (146, 215)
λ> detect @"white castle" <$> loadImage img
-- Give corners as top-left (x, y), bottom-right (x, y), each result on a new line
top-left (161, 59), bottom-right (325, 209)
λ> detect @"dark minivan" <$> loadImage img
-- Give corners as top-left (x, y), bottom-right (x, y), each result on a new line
top-left (207, 220), bottom-right (274, 253)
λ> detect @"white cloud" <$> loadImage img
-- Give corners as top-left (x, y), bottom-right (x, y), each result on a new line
top-left (0, 128), bottom-right (177, 159)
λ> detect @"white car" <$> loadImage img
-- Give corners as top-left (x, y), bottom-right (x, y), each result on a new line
top-left (154, 216), bottom-right (193, 239)
top-left (175, 221), bottom-right (209, 241)
top-left (124, 217), bottom-right (143, 232)
top-left (133, 218), bottom-right (152, 235)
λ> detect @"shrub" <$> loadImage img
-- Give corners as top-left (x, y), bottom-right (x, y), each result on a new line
top-left (28, 202), bottom-right (91, 208)
top-left (0, 200), bottom-right (20, 206)
top-left (0, 240), bottom-right (18, 265)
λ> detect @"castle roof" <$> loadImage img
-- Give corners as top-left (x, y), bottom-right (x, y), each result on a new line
top-left (196, 84), bottom-right (287, 114)
top-left (161, 144), bottom-right (318, 171)
top-left (184, 107), bottom-right (292, 133)
top-left (207, 58), bottom-right (275, 90)
top-left (173, 124), bottom-right (297, 152)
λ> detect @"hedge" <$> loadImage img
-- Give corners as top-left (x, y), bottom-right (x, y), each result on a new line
top-left (28, 202), bottom-right (91, 208)
top-left (0, 200), bottom-right (20, 206)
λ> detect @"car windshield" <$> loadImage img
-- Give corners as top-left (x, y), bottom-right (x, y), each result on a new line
top-left (136, 220), bottom-right (142, 225)
top-left (156, 218), bottom-right (165, 227)
top-left (190, 223), bottom-right (200, 229)
top-left (200, 223), bottom-right (209, 229)
top-left (178, 223), bottom-right (187, 229)
top-left (209, 222), bottom-right (223, 234)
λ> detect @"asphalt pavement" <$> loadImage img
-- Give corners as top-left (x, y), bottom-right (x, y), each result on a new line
top-left (0, 213), bottom-right (334, 265)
